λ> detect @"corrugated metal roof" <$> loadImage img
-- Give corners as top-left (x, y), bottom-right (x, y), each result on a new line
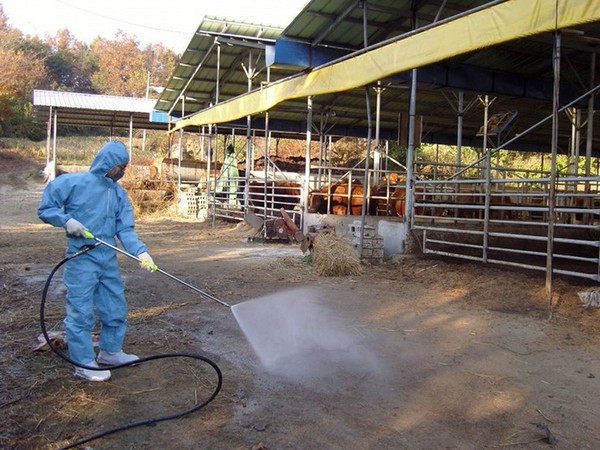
top-left (34, 90), bottom-right (156, 113)
top-left (155, 16), bottom-right (287, 119)
top-left (158, 0), bottom-right (600, 152)
top-left (282, 0), bottom-right (504, 49)
top-left (32, 89), bottom-right (173, 131)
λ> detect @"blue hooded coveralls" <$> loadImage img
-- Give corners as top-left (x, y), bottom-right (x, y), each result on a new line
top-left (38, 141), bottom-right (147, 365)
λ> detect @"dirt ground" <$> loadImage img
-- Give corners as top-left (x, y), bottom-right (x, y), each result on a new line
top-left (1, 149), bottom-right (600, 450)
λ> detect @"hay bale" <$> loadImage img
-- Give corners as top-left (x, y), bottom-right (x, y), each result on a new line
top-left (312, 231), bottom-right (362, 276)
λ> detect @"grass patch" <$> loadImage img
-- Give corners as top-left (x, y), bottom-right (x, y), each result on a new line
top-left (1, 134), bottom-right (169, 166)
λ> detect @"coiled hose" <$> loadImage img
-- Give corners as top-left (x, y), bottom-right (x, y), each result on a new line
top-left (40, 244), bottom-right (223, 449)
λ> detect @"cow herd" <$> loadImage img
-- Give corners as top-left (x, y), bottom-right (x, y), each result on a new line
top-left (242, 178), bottom-right (406, 218)
top-left (242, 178), bottom-right (495, 219)
top-left (307, 179), bottom-right (407, 217)
top-left (222, 177), bottom-right (599, 225)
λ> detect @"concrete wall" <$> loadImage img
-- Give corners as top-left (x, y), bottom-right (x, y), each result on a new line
top-left (304, 213), bottom-right (406, 258)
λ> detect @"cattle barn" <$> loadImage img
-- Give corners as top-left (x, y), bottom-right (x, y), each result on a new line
top-left (152, 0), bottom-right (600, 289)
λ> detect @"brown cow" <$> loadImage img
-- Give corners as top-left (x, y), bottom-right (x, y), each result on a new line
top-left (309, 179), bottom-right (352, 215)
top-left (308, 179), bottom-right (378, 215)
top-left (375, 186), bottom-right (432, 217)
top-left (248, 180), bottom-right (301, 213)
top-left (375, 186), bottom-right (406, 217)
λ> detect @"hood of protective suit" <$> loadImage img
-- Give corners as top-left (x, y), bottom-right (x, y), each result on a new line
top-left (89, 141), bottom-right (129, 176)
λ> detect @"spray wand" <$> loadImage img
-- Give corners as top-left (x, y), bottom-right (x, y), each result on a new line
top-left (81, 229), bottom-right (231, 308)
top-left (41, 229), bottom-right (227, 448)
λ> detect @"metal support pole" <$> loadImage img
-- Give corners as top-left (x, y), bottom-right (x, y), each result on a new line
top-left (177, 129), bottom-right (183, 190)
top-left (456, 91), bottom-right (464, 169)
top-left (374, 81), bottom-right (382, 185)
top-left (263, 115), bottom-right (269, 224)
top-left (359, 87), bottom-right (373, 259)
top-left (52, 109), bottom-right (57, 179)
top-left (384, 140), bottom-right (389, 172)
top-left (479, 95), bottom-right (493, 263)
top-left (303, 96), bottom-right (313, 235)
top-left (216, 43), bottom-right (221, 104)
top-left (128, 113), bottom-right (133, 161)
top-left (244, 49), bottom-right (254, 214)
top-left (406, 68), bottom-right (417, 230)
top-left (357, 0), bottom-right (371, 258)
top-left (45, 106), bottom-right (52, 166)
top-left (362, 0), bottom-right (368, 47)
top-left (585, 53), bottom-right (596, 178)
top-left (546, 29), bottom-right (561, 317)
top-left (206, 124), bottom-right (213, 224)
top-left (200, 126), bottom-right (206, 160)
top-left (585, 53), bottom-right (596, 231)
top-left (211, 125), bottom-right (218, 228)
top-left (143, 71), bottom-right (149, 153)
top-left (319, 113), bottom-right (324, 186)
top-left (262, 68), bottom-right (271, 226)
top-left (566, 107), bottom-right (582, 179)
top-left (575, 109), bottom-right (581, 166)
top-left (245, 126), bottom-right (252, 213)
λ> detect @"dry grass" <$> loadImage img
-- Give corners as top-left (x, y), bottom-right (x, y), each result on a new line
top-left (312, 231), bottom-right (363, 276)
top-left (127, 184), bottom-right (177, 218)
top-left (121, 164), bottom-right (178, 218)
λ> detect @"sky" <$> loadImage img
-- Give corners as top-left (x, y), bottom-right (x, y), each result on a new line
top-left (0, 0), bottom-right (309, 53)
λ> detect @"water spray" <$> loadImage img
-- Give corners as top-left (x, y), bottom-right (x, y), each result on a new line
top-left (80, 231), bottom-right (371, 378)
top-left (42, 229), bottom-right (376, 448)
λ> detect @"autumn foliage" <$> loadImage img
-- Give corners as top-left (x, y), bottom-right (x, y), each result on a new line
top-left (0, 5), bottom-right (179, 137)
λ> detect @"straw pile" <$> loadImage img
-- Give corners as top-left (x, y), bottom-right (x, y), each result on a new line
top-left (312, 231), bottom-right (363, 276)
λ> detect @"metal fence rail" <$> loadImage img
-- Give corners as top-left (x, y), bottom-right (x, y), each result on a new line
top-left (414, 175), bottom-right (600, 281)
top-left (198, 156), bottom-right (600, 282)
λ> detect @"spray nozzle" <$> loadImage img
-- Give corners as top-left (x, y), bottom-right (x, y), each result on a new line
top-left (79, 233), bottom-right (230, 308)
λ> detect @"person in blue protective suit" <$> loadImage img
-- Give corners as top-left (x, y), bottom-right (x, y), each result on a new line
top-left (38, 140), bottom-right (155, 382)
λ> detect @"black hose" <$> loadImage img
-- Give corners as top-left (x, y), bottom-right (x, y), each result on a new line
top-left (40, 244), bottom-right (223, 449)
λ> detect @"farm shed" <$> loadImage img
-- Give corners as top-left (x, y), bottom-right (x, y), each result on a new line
top-left (31, 89), bottom-right (179, 178)
top-left (155, 0), bottom-right (600, 289)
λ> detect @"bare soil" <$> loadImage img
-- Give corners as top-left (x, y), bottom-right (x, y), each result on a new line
top-left (1, 149), bottom-right (600, 450)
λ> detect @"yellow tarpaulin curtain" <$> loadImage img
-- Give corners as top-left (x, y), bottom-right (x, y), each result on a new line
top-left (171, 0), bottom-right (600, 132)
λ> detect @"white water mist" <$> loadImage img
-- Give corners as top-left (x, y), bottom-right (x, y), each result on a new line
top-left (231, 286), bottom-right (381, 382)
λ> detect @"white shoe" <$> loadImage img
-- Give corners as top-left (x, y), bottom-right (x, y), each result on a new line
top-left (97, 350), bottom-right (139, 365)
top-left (74, 361), bottom-right (111, 382)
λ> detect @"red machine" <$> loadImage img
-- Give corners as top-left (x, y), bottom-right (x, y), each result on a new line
top-left (245, 208), bottom-right (307, 243)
